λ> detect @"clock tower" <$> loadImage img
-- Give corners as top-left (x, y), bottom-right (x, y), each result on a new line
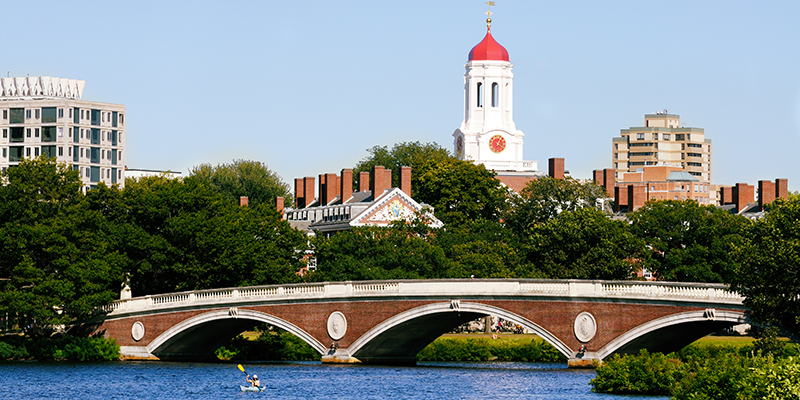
top-left (453, 13), bottom-right (538, 174)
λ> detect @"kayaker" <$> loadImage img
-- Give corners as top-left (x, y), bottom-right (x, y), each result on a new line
top-left (246, 374), bottom-right (261, 388)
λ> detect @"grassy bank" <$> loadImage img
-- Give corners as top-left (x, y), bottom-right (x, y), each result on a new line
top-left (416, 333), bottom-right (565, 362)
top-left (0, 334), bottom-right (120, 361)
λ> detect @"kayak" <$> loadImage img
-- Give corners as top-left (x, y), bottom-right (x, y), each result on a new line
top-left (239, 385), bottom-right (264, 392)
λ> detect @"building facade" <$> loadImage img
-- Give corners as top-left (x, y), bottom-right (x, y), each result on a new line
top-left (612, 112), bottom-right (711, 183)
top-left (0, 76), bottom-right (126, 190)
top-left (613, 165), bottom-right (711, 212)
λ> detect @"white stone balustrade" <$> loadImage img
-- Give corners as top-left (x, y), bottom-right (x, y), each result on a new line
top-left (105, 279), bottom-right (744, 317)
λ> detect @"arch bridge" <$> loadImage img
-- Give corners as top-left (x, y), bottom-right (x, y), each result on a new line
top-left (93, 279), bottom-right (747, 367)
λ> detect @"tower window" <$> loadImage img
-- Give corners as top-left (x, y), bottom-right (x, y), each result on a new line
top-left (491, 83), bottom-right (498, 107)
top-left (476, 83), bottom-right (483, 108)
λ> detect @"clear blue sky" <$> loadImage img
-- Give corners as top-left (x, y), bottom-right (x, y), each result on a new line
top-left (6, 1), bottom-right (800, 190)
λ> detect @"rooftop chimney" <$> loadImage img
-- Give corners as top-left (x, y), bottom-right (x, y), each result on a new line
top-left (400, 166), bottom-right (412, 196)
top-left (340, 169), bottom-right (353, 203)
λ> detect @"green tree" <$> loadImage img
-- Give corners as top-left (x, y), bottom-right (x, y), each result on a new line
top-left (520, 208), bottom-right (644, 280)
top-left (414, 158), bottom-right (510, 226)
top-left (434, 219), bottom-right (522, 279)
top-left (119, 175), bottom-right (305, 295)
top-left (310, 222), bottom-right (449, 282)
top-left (189, 159), bottom-right (292, 208)
top-left (629, 200), bottom-right (749, 282)
top-left (730, 197), bottom-right (800, 339)
top-left (505, 176), bottom-right (610, 233)
top-left (0, 158), bottom-right (126, 336)
top-left (353, 141), bottom-right (452, 193)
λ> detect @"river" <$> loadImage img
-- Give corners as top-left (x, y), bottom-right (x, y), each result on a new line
top-left (1, 361), bottom-right (668, 399)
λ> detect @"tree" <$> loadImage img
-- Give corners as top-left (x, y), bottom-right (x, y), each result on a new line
top-left (188, 159), bottom-right (292, 208)
top-left (433, 219), bottom-right (522, 279)
top-left (730, 197), bottom-right (800, 339)
top-left (0, 158), bottom-right (126, 336)
top-left (119, 175), bottom-right (305, 295)
top-left (310, 222), bottom-right (449, 282)
top-left (414, 158), bottom-right (510, 226)
top-left (353, 141), bottom-right (452, 193)
top-left (628, 200), bottom-right (749, 282)
top-left (519, 208), bottom-right (645, 280)
top-left (505, 176), bottom-right (610, 233)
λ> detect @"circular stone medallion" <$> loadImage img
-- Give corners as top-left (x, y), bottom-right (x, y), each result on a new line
top-left (131, 321), bottom-right (145, 342)
top-left (326, 311), bottom-right (347, 341)
top-left (573, 312), bottom-right (597, 343)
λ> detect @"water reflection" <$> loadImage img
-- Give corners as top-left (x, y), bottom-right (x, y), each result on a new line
top-left (0, 361), bottom-right (668, 400)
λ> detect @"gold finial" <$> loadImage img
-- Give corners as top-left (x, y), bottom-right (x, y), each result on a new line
top-left (485, 1), bottom-right (495, 27)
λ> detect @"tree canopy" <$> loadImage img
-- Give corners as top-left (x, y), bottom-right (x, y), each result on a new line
top-left (189, 159), bottom-right (292, 208)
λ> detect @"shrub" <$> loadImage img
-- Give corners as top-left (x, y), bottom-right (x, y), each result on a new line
top-left (591, 350), bottom-right (684, 395)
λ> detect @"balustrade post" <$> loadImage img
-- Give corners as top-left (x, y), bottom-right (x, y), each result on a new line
top-left (232, 289), bottom-right (240, 299)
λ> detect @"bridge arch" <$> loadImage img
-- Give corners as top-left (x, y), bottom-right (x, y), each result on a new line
top-left (147, 309), bottom-right (327, 360)
top-left (347, 301), bottom-right (572, 363)
top-left (596, 309), bottom-right (750, 360)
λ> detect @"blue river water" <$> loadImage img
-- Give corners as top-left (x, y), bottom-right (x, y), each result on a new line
top-left (0, 361), bottom-right (668, 400)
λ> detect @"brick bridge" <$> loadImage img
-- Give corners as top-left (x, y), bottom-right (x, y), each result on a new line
top-left (93, 279), bottom-right (747, 367)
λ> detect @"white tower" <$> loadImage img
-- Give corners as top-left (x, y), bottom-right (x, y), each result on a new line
top-left (453, 18), bottom-right (537, 173)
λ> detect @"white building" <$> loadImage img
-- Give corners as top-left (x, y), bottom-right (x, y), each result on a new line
top-left (452, 18), bottom-right (538, 175)
top-left (0, 76), bottom-right (126, 189)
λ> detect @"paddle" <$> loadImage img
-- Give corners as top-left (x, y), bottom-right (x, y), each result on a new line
top-left (238, 364), bottom-right (265, 392)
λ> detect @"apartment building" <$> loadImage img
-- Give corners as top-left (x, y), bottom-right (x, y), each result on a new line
top-left (0, 76), bottom-right (125, 189)
top-left (612, 112), bottom-right (711, 183)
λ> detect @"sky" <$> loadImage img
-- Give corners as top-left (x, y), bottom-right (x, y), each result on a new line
top-left (5, 1), bottom-right (800, 190)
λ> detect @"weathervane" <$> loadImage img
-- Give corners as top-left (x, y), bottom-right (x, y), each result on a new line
top-left (485, 1), bottom-right (495, 28)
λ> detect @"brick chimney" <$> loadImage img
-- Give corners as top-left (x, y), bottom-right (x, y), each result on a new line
top-left (400, 166), bottom-right (412, 196)
top-left (614, 186), bottom-right (628, 212)
top-left (732, 183), bottom-right (754, 213)
top-left (303, 176), bottom-right (315, 207)
top-left (371, 166), bottom-right (391, 197)
top-left (628, 184), bottom-right (646, 211)
top-left (548, 158), bottom-right (565, 180)
top-left (721, 186), bottom-right (733, 205)
top-left (776, 178), bottom-right (789, 200)
top-left (758, 180), bottom-right (776, 211)
top-left (593, 170), bottom-right (602, 185)
top-left (294, 178), bottom-right (305, 208)
top-left (239, 196), bottom-right (249, 207)
top-left (359, 171), bottom-right (370, 192)
top-left (340, 169), bottom-right (353, 203)
top-left (603, 169), bottom-right (616, 197)
top-left (276, 196), bottom-right (284, 216)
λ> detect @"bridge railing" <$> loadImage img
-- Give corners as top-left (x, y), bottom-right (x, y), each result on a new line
top-left (105, 279), bottom-right (744, 315)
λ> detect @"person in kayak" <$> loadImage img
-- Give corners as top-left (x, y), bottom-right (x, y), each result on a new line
top-left (246, 374), bottom-right (261, 388)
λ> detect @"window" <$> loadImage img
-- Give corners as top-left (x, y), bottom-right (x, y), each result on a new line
top-left (42, 127), bottom-right (57, 142)
top-left (675, 134), bottom-right (685, 140)
top-left (9, 146), bottom-right (24, 162)
top-left (2, 129), bottom-right (6, 138)
top-left (636, 133), bottom-right (644, 140)
top-left (35, 128), bottom-right (39, 138)
top-left (476, 83), bottom-right (483, 108)
top-left (111, 167), bottom-right (117, 184)
top-left (26, 147), bottom-right (31, 157)
top-left (111, 149), bottom-right (117, 165)
top-left (91, 128), bottom-right (100, 145)
top-left (73, 146), bottom-right (79, 162)
top-left (10, 108), bottom-right (24, 124)
top-left (11, 127), bottom-right (24, 142)
top-left (653, 133), bottom-right (658, 140)
top-left (663, 134), bottom-right (670, 140)
top-left (90, 147), bottom-right (100, 163)
top-left (58, 147), bottom-right (63, 156)
top-left (42, 146), bottom-right (56, 159)
top-left (119, 114), bottom-right (124, 124)
top-left (111, 130), bottom-right (118, 146)
top-left (1, 148), bottom-right (4, 157)
top-left (26, 128), bottom-right (31, 138)
top-left (91, 109), bottom-right (100, 126)
top-left (57, 108), bottom-right (63, 119)
top-left (73, 108), bottom-right (80, 124)
top-left (35, 109), bottom-right (40, 119)
top-left (42, 107), bottom-right (57, 123)
top-left (491, 82), bottom-right (498, 107)
top-left (2, 110), bottom-right (6, 119)
top-left (90, 166), bottom-right (100, 182)
top-left (112, 111), bottom-right (118, 127)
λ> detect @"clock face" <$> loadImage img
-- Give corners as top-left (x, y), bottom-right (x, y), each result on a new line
top-left (489, 134), bottom-right (506, 153)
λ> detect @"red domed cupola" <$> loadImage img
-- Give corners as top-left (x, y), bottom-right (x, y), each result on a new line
top-left (468, 27), bottom-right (509, 62)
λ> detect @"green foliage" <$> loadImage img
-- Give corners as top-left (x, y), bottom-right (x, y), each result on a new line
top-left (0, 335), bottom-right (119, 361)
top-left (215, 328), bottom-right (320, 361)
top-left (506, 176), bottom-right (610, 231)
top-left (731, 197), bottom-right (800, 339)
top-left (520, 208), bottom-right (644, 280)
top-left (310, 223), bottom-right (449, 282)
top-left (119, 175), bottom-right (305, 295)
top-left (592, 350), bottom-right (684, 395)
top-left (435, 219), bottom-right (524, 279)
top-left (0, 158), bottom-right (125, 336)
top-left (629, 200), bottom-right (749, 282)
top-left (353, 141), bottom-right (452, 193)
top-left (413, 158), bottom-right (510, 226)
top-left (416, 337), bottom-right (565, 362)
top-left (188, 159), bottom-right (292, 208)
top-left (754, 326), bottom-right (785, 357)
